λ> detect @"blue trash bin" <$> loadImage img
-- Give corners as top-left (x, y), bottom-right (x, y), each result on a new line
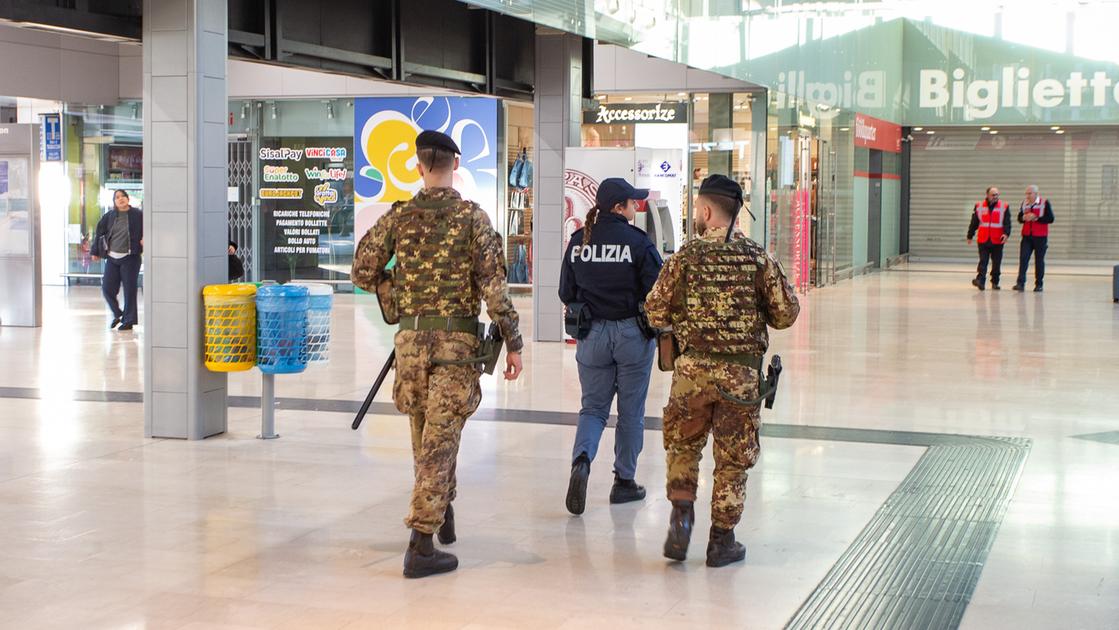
top-left (294, 283), bottom-right (333, 364)
top-left (256, 284), bottom-right (310, 374)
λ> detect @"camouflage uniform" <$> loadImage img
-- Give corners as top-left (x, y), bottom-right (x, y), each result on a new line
top-left (645, 226), bottom-right (799, 530)
top-left (352, 187), bottom-right (523, 535)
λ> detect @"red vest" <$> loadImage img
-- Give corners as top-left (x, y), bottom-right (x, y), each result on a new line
top-left (975, 200), bottom-right (1008, 244)
top-left (1020, 198), bottom-right (1049, 237)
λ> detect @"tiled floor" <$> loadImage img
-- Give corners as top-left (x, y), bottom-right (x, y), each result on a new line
top-left (0, 266), bottom-right (1117, 629)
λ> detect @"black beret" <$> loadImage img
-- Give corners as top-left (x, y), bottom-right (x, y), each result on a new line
top-left (698, 174), bottom-right (743, 204)
top-left (415, 130), bottom-right (461, 155)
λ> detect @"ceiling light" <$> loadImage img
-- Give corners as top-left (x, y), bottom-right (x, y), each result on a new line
top-left (981, 126), bottom-right (990, 131)
top-left (839, 127), bottom-right (850, 132)
top-left (1050, 126), bottom-right (1060, 130)
top-left (1055, 130), bottom-right (1065, 134)
top-left (989, 130), bottom-right (999, 134)
top-left (913, 127), bottom-right (923, 131)
top-left (926, 130), bottom-right (935, 134)
top-left (677, 92), bottom-right (687, 97)
top-left (596, 94), bottom-right (606, 100)
top-left (623, 96), bottom-right (632, 101)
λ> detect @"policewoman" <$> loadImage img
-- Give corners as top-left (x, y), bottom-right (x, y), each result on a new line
top-left (559, 177), bottom-right (664, 515)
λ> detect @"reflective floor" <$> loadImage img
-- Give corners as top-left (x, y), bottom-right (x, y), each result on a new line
top-left (0, 266), bottom-right (1117, 629)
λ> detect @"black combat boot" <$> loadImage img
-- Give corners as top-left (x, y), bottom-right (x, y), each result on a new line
top-left (609, 474), bottom-right (646, 504)
top-left (437, 503), bottom-right (456, 545)
top-left (663, 500), bottom-right (694, 561)
top-left (566, 453), bottom-right (591, 515)
top-left (402, 530), bottom-right (458, 579)
top-left (705, 526), bottom-right (746, 568)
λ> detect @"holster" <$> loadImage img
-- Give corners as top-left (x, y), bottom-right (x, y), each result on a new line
top-left (657, 329), bottom-right (680, 372)
top-left (564, 302), bottom-right (592, 340)
top-left (479, 323), bottom-right (504, 375)
top-left (375, 271), bottom-right (399, 325)
top-left (636, 302), bottom-right (657, 339)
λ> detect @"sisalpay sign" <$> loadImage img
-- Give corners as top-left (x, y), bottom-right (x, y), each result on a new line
top-left (583, 102), bottom-right (687, 124)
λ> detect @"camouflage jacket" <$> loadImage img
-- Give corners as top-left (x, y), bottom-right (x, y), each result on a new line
top-left (645, 226), bottom-right (799, 356)
top-left (352, 187), bottom-right (524, 353)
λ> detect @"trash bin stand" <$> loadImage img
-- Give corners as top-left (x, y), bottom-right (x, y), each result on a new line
top-left (260, 372), bottom-right (278, 440)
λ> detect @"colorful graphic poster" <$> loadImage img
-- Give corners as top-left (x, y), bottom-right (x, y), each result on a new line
top-left (353, 97), bottom-right (499, 240)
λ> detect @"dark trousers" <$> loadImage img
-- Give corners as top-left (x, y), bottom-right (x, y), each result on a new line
top-left (976, 243), bottom-right (1004, 286)
top-left (1016, 236), bottom-right (1048, 288)
top-left (102, 254), bottom-right (141, 325)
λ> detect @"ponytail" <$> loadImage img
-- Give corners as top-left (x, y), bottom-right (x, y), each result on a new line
top-left (582, 205), bottom-right (600, 245)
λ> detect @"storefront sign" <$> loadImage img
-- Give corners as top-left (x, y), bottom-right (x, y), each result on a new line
top-left (40, 114), bottom-right (62, 162)
top-left (354, 96), bottom-right (499, 238)
top-left (583, 103), bottom-right (687, 124)
top-left (853, 113), bottom-right (902, 153)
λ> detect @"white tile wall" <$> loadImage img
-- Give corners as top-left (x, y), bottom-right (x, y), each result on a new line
top-left (151, 76), bottom-right (189, 122)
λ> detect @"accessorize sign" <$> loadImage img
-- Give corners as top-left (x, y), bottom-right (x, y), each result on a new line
top-left (853, 113), bottom-right (902, 153)
top-left (583, 103), bottom-right (687, 124)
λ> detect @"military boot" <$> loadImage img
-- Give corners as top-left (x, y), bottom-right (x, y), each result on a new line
top-left (402, 530), bottom-right (458, 579)
top-left (663, 500), bottom-right (694, 561)
top-left (705, 526), bottom-right (746, 568)
top-left (566, 453), bottom-right (591, 515)
top-left (609, 475), bottom-right (646, 504)
top-left (437, 503), bottom-right (456, 545)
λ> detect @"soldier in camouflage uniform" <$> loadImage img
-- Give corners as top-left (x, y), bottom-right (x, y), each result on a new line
top-left (645, 175), bottom-right (799, 567)
top-left (351, 130), bottom-right (524, 579)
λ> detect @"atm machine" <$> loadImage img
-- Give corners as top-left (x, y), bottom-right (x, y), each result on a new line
top-left (636, 198), bottom-right (676, 256)
top-left (0, 123), bottom-right (42, 327)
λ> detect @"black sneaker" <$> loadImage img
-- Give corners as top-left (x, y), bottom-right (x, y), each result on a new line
top-left (110, 316), bottom-right (121, 329)
top-left (565, 454), bottom-right (590, 515)
top-left (609, 475), bottom-right (646, 504)
top-left (971, 279), bottom-right (985, 291)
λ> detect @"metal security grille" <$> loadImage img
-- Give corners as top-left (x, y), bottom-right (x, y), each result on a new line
top-left (785, 434), bottom-right (1031, 630)
top-left (909, 127), bottom-right (1119, 263)
top-left (228, 139), bottom-right (254, 280)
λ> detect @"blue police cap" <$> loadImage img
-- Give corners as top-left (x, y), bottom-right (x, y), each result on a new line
top-left (596, 177), bottom-right (649, 210)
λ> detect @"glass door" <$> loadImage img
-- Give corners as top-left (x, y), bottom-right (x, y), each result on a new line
top-left (814, 138), bottom-right (838, 287)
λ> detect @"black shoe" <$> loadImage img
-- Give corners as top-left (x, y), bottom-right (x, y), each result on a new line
top-left (1012, 284), bottom-right (1024, 292)
top-left (566, 454), bottom-right (591, 515)
top-left (609, 475), bottom-right (646, 504)
top-left (706, 526), bottom-right (746, 568)
top-left (118, 323), bottom-right (134, 331)
top-left (991, 283), bottom-right (1001, 291)
top-left (663, 500), bottom-right (694, 561)
top-left (437, 503), bottom-right (456, 545)
top-left (110, 316), bottom-right (121, 329)
top-left (971, 279), bottom-right (985, 291)
top-left (403, 530), bottom-right (458, 579)
top-left (1034, 285), bottom-right (1043, 292)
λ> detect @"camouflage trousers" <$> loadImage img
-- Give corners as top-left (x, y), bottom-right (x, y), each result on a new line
top-left (393, 329), bottom-right (482, 535)
top-left (662, 354), bottom-right (762, 530)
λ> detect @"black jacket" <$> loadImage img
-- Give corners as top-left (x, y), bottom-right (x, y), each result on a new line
top-left (559, 211), bottom-right (663, 321)
top-left (966, 201), bottom-right (1012, 242)
top-left (91, 208), bottom-right (143, 257)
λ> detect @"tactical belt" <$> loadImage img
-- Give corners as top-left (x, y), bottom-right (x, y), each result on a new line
top-left (684, 350), bottom-right (763, 372)
top-left (399, 315), bottom-right (479, 335)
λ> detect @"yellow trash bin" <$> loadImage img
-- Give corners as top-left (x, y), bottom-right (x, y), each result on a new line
top-left (203, 284), bottom-right (258, 372)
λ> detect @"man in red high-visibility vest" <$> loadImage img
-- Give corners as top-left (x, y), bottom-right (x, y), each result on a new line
top-left (1012, 185), bottom-right (1055, 293)
top-left (967, 186), bottom-right (1012, 291)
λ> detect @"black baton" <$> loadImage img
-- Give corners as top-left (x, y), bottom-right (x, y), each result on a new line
top-left (352, 349), bottom-right (395, 430)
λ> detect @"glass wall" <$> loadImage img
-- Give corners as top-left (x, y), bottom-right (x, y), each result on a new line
top-left (63, 102), bottom-right (143, 280)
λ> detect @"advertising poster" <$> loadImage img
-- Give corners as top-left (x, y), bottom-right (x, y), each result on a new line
top-left (257, 139), bottom-right (353, 281)
top-left (353, 97), bottom-right (499, 240)
top-left (562, 148), bottom-right (635, 254)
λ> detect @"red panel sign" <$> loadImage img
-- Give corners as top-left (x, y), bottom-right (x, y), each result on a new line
top-left (854, 113), bottom-right (902, 153)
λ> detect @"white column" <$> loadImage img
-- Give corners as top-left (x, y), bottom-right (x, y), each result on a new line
top-left (143, 0), bottom-right (229, 439)
top-left (532, 32), bottom-right (584, 342)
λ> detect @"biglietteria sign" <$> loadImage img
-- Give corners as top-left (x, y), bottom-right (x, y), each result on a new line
top-left (919, 68), bottom-right (1119, 119)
